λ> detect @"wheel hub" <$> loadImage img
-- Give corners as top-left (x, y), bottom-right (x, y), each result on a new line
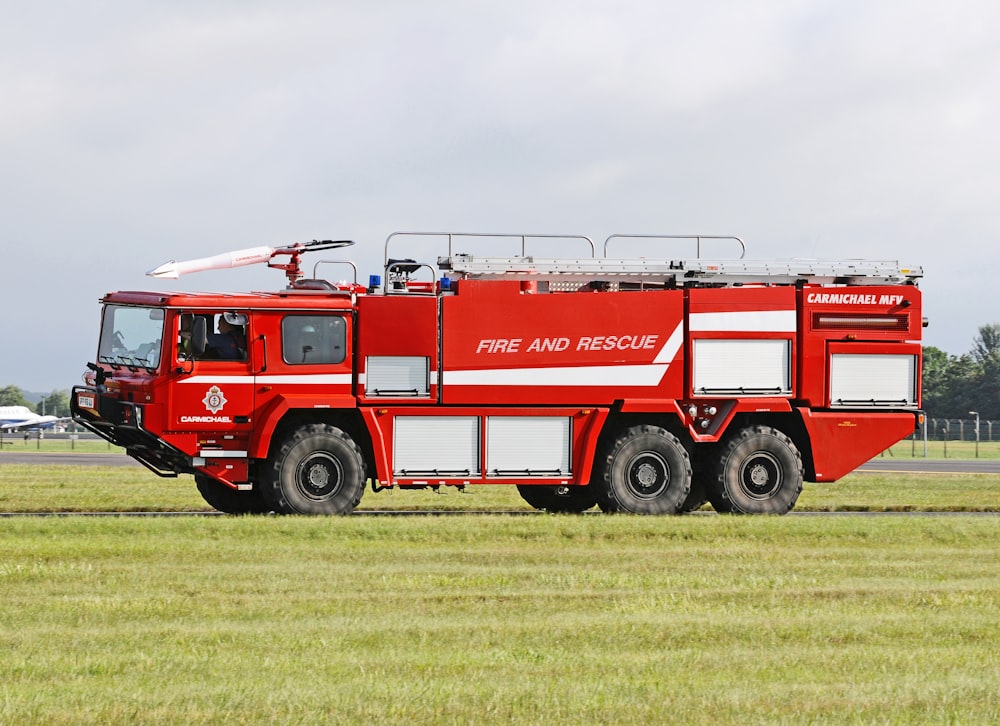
top-left (626, 453), bottom-right (669, 499)
top-left (635, 463), bottom-right (659, 487)
top-left (307, 464), bottom-right (330, 488)
top-left (295, 453), bottom-right (343, 499)
top-left (739, 453), bottom-right (781, 499)
top-left (748, 463), bottom-right (770, 487)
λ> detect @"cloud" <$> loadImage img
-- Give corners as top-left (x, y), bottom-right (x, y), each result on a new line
top-left (2, 0), bottom-right (1000, 389)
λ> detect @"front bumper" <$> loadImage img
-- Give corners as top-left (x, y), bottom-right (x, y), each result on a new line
top-left (71, 385), bottom-right (192, 478)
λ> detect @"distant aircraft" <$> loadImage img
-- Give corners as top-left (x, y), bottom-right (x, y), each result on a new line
top-left (0, 405), bottom-right (70, 431)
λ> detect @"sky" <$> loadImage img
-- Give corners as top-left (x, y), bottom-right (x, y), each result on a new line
top-left (2, 0), bottom-right (999, 393)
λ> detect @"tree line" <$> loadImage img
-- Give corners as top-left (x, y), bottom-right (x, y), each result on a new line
top-left (1, 324), bottom-right (996, 422)
top-left (922, 324), bottom-right (1000, 421)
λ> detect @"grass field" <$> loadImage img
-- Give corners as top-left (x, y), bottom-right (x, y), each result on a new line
top-left (1, 463), bottom-right (998, 723)
top-left (0, 462), bottom-right (998, 513)
top-left (1, 514), bottom-right (997, 724)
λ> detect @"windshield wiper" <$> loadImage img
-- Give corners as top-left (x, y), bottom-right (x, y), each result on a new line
top-left (99, 356), bottom-right (123, 371)
top-left (114, 355), bottom-right (139, 372)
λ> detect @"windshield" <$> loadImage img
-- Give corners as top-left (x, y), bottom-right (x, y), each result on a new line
top-left (98, 305), bottom-right (165, 371)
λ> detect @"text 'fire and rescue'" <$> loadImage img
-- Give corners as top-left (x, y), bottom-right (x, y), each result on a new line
top-left (477, 335), bottom-right (659, 354)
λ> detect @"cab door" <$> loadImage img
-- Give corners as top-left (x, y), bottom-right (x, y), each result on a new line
top-left (167, 310), bottom-right (256, 465)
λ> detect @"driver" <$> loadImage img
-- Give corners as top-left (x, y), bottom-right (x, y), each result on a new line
top-left (207, 313), bottom-right (246, 360)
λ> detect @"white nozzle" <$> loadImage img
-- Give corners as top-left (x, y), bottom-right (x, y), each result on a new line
top-left (146, 246), bottom-right (276, 278)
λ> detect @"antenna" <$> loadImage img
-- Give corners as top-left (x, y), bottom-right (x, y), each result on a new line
top-left (147, 240), bottom-right (354, 285)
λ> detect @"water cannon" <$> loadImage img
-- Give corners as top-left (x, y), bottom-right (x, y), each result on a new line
top-left (147, 240), bottom-right (354, 286)
top-left (147, 246), bottom-right (274, 279)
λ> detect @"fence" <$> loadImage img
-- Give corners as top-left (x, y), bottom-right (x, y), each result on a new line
top-left (884, 417), bottom-right (998, 459)
top-left (0, 430), bottom-right (111, 451)
top-left (925, 417), bottom-right (996, 441)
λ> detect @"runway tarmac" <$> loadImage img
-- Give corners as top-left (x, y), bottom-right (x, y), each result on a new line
top-left (857, 458), bottom-right (1000, 474)
top-left (0, 452), bottom-right (141, 467)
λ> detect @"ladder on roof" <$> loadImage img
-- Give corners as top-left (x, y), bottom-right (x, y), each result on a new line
top-left (437, 254), bottom-right (923, 287)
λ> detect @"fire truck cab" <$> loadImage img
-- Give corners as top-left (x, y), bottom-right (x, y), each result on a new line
top-left (72, 233), bottom-right (924, 515)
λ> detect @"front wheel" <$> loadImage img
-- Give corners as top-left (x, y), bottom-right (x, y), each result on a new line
top-left (516, 485), bottom-right (596, 513)
top-left (195, 474), bottom-right (270, 514)
top-left (597, 425), bottom-right (691, 514)
top-left (263, 424), bottom-right (366, 514)
top-left (708, 426), bottom-right (803, 514)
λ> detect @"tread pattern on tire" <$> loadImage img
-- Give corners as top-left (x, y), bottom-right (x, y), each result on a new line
top-left (596, 425), bottom-right (692, 515)
top-left (708, 425), bottom-right (803, 515)
top-left (263, 423), bottom-right (365, 515)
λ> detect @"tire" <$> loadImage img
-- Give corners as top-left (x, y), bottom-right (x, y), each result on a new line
top-left (516, 485), bottom-right (597, 513)
top-left (195, 474), bottom-right (270, 514)
top-left (679, 477), bottom-right (708, 513)
top-left (596, 425), bottom-right (691, 514)
top-left (263, 424), bottom-right (366, 515)
top-left (708, 426), bottom-right (803, 514)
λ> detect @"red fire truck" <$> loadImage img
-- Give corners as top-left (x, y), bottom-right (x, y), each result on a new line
top-left (71, 232), bottom-right (924, 515)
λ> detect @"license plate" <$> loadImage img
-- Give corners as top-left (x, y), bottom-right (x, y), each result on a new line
top-left (77, 393), bottom-right (96, 410)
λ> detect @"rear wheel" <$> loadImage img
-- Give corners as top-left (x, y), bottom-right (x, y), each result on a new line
top-left (597, 425), bottom-right (691, 514)
top-left (195, 474), bottom-right (270, 514)
top-left (263, 424), bottom-right (365, 514)
top-left (516, 485), bottom-right (596, 513)
top-left (708, 426), bottom-right (802, 514)
top-left (679, 478), bottom-right (708, 513)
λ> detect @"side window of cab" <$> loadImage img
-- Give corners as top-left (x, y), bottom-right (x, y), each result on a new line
top-left (282, 316), bottom-right (346, 365)
top-left (177, 312), bottom-right (249, 361)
